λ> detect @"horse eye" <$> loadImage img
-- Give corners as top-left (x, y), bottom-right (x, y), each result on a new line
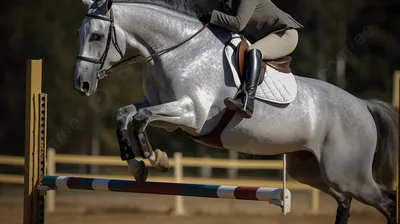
top-left (90, 33), bottom-right (104, 41)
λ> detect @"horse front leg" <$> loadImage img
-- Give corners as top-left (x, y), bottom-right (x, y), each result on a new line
top-left (131, 96), bottom-right (200, 175)
top-left (115, 99), bottom-right (152, 182)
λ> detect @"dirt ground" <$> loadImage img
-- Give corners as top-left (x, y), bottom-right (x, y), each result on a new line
top-left (0, 185), bottom-right (387, 224)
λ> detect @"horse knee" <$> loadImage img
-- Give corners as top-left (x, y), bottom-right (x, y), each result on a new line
top-left (115, 105), bottom-right (137, 128)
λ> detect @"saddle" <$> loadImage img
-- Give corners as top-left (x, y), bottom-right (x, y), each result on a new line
top-left (229, 36), bottom-right (292, 85)
top-left (186, 36), bottom-right (294, 149)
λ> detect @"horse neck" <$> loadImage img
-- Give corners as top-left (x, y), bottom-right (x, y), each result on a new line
top-left (113, 3), bottom-right (206, 59)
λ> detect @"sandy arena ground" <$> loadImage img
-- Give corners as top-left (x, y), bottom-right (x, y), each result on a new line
top-left (0, 185), bottom-right (387, 224)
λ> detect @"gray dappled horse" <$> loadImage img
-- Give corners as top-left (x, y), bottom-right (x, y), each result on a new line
top-left (73, 0), bottom-right (398, 223)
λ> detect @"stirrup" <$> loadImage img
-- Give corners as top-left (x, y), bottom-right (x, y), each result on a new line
top-left (242, 90), bottom-right (249, 109)
top-left (231, 88), bottom-right (244, 100)
top-left (231, 88), bottom-right (249, 110)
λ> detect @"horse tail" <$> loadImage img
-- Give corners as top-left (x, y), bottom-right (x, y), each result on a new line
top-left (365, 99), bottom-right (398, 189)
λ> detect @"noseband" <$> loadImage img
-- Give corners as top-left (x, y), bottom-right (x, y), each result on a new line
top-left (77, 7), bottom-right (209, 80)
top-left (77, 8), bottom-right (124, 80)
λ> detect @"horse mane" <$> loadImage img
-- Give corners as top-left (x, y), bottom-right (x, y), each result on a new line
top-left (112, 0), bottom-right (202, 17)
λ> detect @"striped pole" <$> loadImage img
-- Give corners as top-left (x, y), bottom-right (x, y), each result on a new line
top-left (41, 176), bottom-right (291, 204)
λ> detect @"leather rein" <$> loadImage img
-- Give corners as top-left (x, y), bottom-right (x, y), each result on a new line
top-left (77, 8), bottom-right (209, 80)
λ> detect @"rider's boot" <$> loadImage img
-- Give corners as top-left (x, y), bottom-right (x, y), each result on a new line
top-left (224, 48), bottom-right (262, 119)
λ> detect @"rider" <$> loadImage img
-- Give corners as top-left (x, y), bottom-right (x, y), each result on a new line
top-left (199, 0), bottom-right (303, 119)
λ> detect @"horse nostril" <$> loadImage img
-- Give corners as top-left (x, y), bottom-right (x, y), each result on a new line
top-left (82, 82), bottom-right (90, 92)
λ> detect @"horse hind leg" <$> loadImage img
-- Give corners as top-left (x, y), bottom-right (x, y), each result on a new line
top-left (378, 188), bottom-right (396, 224)
top-left (320, 140), bottom-right (396, 224)
top-left (286, 151), bottom-right (352, 224)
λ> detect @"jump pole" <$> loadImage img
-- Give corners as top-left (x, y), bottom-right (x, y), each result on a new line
top-left (23, 59), bottom-right (291, 224)
top-left (38, 176), bottom-right (290, 206)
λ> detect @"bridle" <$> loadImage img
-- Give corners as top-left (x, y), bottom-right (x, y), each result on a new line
top-left (77, 7), bottom-right (209, 80)
top-left (77, 8), bottom-right (124, 80)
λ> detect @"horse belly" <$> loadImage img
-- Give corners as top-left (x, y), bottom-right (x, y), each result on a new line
top-left (220, 114), bottom-right (311, 156)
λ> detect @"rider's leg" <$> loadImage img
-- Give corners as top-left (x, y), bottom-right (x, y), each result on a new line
top-left (224, 29), bottom-right (299, 119)
top-left (249, 28), bottom-right (299, 60)
top-left (224, 48), bottom-right (262, 118)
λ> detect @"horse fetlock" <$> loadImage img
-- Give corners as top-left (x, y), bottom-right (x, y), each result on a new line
top-left (154, 149), bottom-right (169, 172)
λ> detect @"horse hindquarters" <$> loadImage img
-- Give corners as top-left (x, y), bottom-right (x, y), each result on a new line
top-left (318, 99), bottom-right (397, 223)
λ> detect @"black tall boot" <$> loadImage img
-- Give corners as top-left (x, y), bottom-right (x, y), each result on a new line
top-left (224, 49), bottom-right (262, 118)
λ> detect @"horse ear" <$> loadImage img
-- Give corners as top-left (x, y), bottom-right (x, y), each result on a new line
top-left (82, 0), bottom-right (94, 9)
top-left (95, 0), bottom-right (113, 12)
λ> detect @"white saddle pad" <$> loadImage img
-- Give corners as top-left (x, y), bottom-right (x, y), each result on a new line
top-left (224, 35), bottom-right (297, 104)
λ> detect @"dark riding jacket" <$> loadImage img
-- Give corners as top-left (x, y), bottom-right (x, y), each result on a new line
top-left (210, 0), bottom-right (303, 43)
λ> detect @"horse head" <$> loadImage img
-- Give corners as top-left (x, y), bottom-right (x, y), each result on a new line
top-left (74, 0), bottom-right (126, 96)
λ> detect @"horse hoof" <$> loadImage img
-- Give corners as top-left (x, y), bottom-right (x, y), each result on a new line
top-left (134, 160), bottom-right (148, 182)
top-left (155, 149), bottom-right (169, 172)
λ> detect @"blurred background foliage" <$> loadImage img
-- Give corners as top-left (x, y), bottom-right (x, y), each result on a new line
top-left (1, 0), bottom-right (399, 177)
